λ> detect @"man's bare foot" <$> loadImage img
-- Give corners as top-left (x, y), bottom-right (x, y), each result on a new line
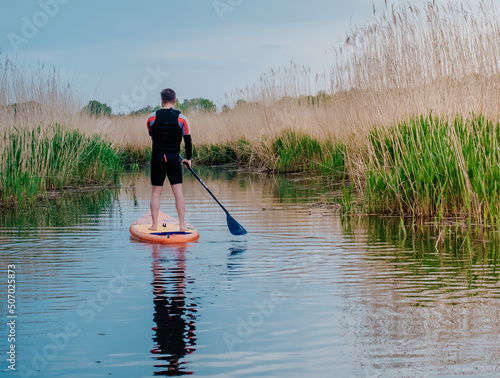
top-left (179, 222), bottom-right (187, 231)
top-left (148, 225), bottom-right (157, 231)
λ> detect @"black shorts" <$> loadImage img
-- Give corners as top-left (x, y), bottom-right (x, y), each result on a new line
top-left (151, 152), bottom-right (182, 186)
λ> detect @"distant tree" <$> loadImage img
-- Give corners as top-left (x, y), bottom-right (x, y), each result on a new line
top-left (222, 104), bottom-right (230, 113)
top-left (179, 98), bottom-right (216, 114)
top-left (131, 105), bottom-right (153, 115)
top-left (9, 101), bottom-right (42, 116)
top-left (315, 90), bottom-right (331, 101)
top-left (235, 99), bottom-right (247, 107)
top-left (175, 99), bottom-right (186, 113)
top-left (83, 100), bottom-right (112, 116)
top-left (298, 90), bottom-right (332, 106)
top-left (130, 105), bottom-right (161, 116)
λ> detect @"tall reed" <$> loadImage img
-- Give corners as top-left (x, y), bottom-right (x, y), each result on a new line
top-left (0, 124), bottom-right (123, 206)
top-left (185, 0), bottom-right (500, 225)
top-left (3, 0), bottom-right (500, 223)
top-left (193, 129), bottom-right (346, 176)
top-left (367, 114), bottom-right (500, 226)
top-left (188, 0), bottom-right (500, 164)
top-left (0, 57), bottom-right (126, 205)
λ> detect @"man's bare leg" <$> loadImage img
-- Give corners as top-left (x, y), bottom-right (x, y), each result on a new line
top-left (171, 183), bottom-right (186, 231)
top-left (149, 185), bottom-right (163, 230)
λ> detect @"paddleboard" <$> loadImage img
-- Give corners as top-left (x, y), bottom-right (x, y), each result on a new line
top-left (130, 211), bottom-right (199, 244)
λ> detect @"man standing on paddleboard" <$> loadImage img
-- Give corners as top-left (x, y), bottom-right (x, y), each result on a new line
top-left (147, 88), bottom-right (192, 231)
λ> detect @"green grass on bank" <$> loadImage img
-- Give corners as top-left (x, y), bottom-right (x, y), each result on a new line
top-left (122, 146), bottom-right (152, 165)
top-left (5, 113), bottom-right (499, 229)
top-left (0, 124), bottom-right (124, 206)
top-left (191, 113), bottom-right (500, 229)
top-left (192, 129), bottom-right (346, 178)
top-left (265, 130), bottom-right (346, 176)
top-left (367, 113), bottom-right (500, 227)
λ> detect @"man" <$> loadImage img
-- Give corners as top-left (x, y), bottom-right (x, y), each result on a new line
top-left (147, 88), bottom-right (192, 231)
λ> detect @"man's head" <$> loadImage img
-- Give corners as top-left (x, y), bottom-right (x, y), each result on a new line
top-left (161, 88), bottom-right (176, 105)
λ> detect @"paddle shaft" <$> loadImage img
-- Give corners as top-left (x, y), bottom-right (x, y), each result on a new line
top-left (184, 163), bottom-right (230, 215)
top-left (180, 156), bottom-right (247, 235)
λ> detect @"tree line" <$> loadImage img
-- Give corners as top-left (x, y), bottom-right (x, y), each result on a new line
top-left (83, 97), bottom-right (218, 117)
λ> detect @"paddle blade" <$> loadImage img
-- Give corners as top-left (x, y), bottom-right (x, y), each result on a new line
top-left (226, 213), bottom-right (247, 235)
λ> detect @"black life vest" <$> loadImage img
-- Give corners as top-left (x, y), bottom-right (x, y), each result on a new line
top-left (150, 108), bottom-right (182, 153)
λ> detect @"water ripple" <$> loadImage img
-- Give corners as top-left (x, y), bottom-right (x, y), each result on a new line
top-left (1, 171), bottom-right (499, 376)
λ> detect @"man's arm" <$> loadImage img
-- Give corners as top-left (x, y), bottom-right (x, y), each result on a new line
top-left (183, 135), bottom-right (192, 160)
top-left (179, 114), bottom-right (192, 165)
top-left (147, 112), bottom-right (156, 135)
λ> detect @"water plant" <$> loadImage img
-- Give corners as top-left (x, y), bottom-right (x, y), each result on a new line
top-left (0, 124), bottom-right (124, 206)
top-left (366, 113), bottom-right (500, 226)
top-left (2, 0), bottom-right (500, 225)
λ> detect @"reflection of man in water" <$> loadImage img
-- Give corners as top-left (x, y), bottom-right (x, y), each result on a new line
top-left (151, 245), bottom-right (196, 376)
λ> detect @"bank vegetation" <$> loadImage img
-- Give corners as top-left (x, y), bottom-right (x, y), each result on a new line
top-left (1, 0), bottom-right (500, 229)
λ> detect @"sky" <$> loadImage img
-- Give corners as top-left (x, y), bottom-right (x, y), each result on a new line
top-left (1, 0), bottom-right (412, 113)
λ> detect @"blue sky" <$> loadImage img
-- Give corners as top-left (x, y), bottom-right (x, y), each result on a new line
top-left (1, 0), bottom-right (406, 112)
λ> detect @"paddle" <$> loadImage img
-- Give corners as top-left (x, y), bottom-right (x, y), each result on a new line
top-left (181, 158), bottom-right (247, 236)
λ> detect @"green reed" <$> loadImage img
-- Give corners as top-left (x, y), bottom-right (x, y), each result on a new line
top-left (0, 124), bottom-right (124, 206)
top-left (192, 129), bottom-right (346, 178)
top-left (264, 129), bottom-right (343, 175)
top-left (367, 114), bottom-right (500, 227)
top-left (121, 146), bottom-right (152, 165)
top-left (192, 141), bottom-right (242, 165)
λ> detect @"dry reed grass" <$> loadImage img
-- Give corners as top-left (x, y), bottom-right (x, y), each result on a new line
top-left (188, 0), bottom-right (500, 173)
top-left (2, 0), bottom-right (499, 153)
top-left (0, 57), bottom-right (127, 204)
top-left (0, 55), bottom-right (151, 149)
top-left (2, 0), bottom-right (500, 214)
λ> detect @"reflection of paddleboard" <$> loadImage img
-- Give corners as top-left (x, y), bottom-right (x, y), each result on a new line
top-left (130, 211), bottom-right (199, 244)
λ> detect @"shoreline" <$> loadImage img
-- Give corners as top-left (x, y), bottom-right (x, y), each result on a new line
top-left (2, 113), bottom-right (500, 234)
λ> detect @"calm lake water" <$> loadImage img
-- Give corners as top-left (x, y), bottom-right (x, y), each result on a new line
top-left (1, 167), bottom-right (500, 377)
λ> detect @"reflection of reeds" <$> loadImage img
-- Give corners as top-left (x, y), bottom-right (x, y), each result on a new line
top-left (340, 218), bottom-right (500, 376)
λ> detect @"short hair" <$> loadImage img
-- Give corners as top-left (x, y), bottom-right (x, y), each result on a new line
top-left (161, 88), bottom-right (176, 103)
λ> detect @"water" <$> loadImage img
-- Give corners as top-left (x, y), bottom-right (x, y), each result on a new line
top-left (1, 168), bottom-right (500, 377)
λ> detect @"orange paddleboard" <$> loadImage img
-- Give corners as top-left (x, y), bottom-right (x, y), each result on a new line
top-left (130, 211), bottom-right (199, 244)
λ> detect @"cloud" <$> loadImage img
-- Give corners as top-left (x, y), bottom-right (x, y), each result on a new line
top-left (4, 5), bottom-right (355, 108)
